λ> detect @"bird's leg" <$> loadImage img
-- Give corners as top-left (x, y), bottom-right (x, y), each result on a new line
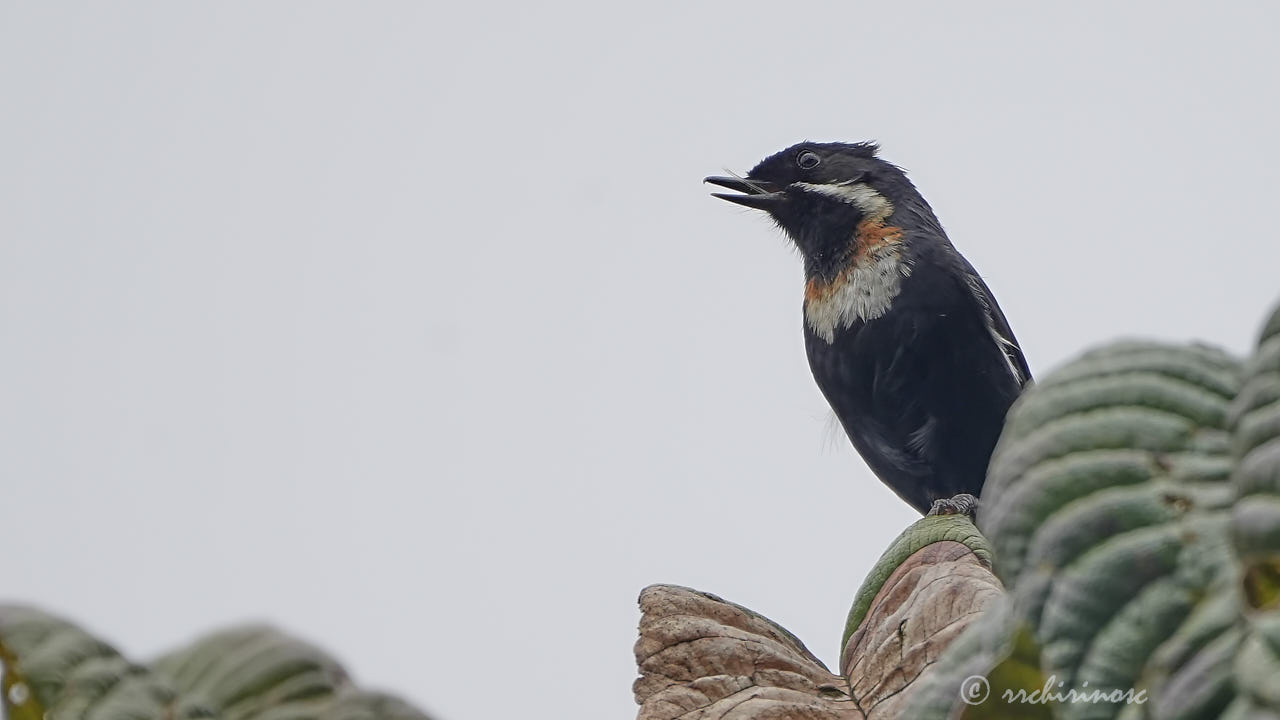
top-left (926, 493), bottom-right (979, 519)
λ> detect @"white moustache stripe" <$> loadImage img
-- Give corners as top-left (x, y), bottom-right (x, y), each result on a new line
top-left (793, 181), bottom-right (893, 220)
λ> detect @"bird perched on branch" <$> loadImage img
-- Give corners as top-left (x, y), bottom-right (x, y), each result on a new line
top-left (706, 142), bottom-right (1030, 514)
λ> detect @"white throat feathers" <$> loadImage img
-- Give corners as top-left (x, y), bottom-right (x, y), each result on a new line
top-left (797, 182), bottom-right (912, 343)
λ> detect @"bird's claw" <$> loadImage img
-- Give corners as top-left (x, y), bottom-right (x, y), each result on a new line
top-left (926, 493), bottom-right (979, 519)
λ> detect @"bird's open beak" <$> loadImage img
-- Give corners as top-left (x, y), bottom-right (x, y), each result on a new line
top-left (704, 176), bottom-right (785, 210)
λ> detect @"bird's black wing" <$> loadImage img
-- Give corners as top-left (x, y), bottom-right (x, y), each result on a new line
top-left (809, 262), bottom-right (1029, 512)
top-left (958, 262), bottom-right (1032, 387)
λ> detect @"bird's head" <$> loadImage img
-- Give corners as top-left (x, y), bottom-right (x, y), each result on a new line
top-left (706, 142), bottom-right (938, 281)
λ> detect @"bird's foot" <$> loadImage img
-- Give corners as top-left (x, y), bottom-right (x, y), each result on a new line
top-left (926, 493), bottom-right (979, 520)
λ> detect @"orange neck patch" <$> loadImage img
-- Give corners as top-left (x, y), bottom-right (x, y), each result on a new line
top-left (805, 220), bottom-right (905, 301)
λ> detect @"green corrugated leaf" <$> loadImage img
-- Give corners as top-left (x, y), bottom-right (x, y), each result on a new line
top-left (929, 300), bottom-right (1280, 719)
top-left (0, 609), bottom-right (430, 720)
top-left (0, 606), bottom-right (175, 720)
top-left (939, 316), bottom-right (1268, 718)
top-left (840, 512), bottom-right (992, 652)
top-left (153, 626), bottom-right (350, 720)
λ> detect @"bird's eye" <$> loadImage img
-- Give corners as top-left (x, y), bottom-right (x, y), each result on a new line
top-left (796, 151), bottom-right (821, 169)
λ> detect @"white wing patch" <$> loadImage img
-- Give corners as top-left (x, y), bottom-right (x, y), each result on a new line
top-left (965, 275), bottom-right (1026, 385)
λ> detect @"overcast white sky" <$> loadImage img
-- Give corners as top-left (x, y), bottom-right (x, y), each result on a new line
top-left (2, 2), bottom-right (1278, 719)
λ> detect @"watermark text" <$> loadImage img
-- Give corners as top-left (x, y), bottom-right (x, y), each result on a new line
top-left (960, 674), bottom-right (1147, 706)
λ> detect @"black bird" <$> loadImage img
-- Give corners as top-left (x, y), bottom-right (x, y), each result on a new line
top-left (706, 142), bottom-right (1030, 514)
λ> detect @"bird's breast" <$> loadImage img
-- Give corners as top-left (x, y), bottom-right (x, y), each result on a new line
top-left (804, 220), bottom-right (912, 343)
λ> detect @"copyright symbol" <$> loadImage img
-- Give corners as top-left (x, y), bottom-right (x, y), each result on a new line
top-left (960, 675), bottom-right (990, 705)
